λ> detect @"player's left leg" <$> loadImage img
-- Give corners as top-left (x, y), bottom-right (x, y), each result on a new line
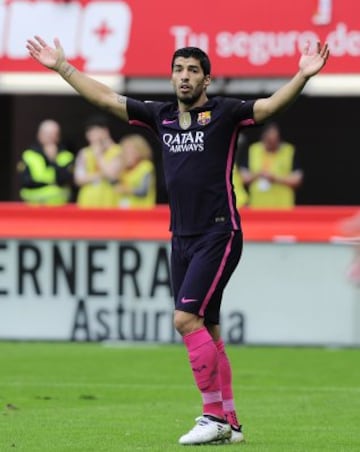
top-left (207, 323), bottom-right (245, 444)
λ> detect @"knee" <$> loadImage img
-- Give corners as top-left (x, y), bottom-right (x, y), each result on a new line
top-left (173, 310), bottom-right (203, 336)
top-left (206, 323), bottom-right (221, 342)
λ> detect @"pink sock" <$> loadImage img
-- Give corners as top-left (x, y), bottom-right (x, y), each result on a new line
top-left (183, 327), bottom-right (224, 419)
top-left (215, 339), bottom-right (240, 428)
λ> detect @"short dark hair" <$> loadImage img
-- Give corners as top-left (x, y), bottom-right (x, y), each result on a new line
top-left (171, 47), bottom-right (211, 76)
top-left (83, 115), bottom-right (110, 131)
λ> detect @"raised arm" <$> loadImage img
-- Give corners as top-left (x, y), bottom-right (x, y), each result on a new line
top-left (253, 41), bottom-right (329, 123)
top-left (26, 36), bottom-right (129, 122)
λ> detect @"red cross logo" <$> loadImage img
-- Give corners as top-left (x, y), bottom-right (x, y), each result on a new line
top-left (93, 20), bottom-right (113, 42)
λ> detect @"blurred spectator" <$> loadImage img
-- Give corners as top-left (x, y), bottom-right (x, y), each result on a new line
top-left (116, 134), bottom-right (156, 208)
top-left (239, 123), bottom-right (303, 209)
top-left (18, 119), bottom-right (74, 205)
top-left (74, 115), bottom-right (122, 208)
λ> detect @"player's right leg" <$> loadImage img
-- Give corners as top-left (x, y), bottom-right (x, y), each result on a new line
top-left (174, 313), bottom-right (232, 445)
top-left (172, 232), bottom-right (242, 445)
top-left (178, 414), bottom-right (232, 445)
top-left (203, 233), bottom-right (245, 444)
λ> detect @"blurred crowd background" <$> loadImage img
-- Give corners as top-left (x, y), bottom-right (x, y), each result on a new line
top-left (1, 94), bottom-right (358, 209)
top-left (0, 0), bottom-right (359, 209)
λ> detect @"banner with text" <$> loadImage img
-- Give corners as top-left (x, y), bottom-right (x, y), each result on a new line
top-left (0, 238), bottom-right (358, 346)
top-left (0, 239), bottom-right (244, 343)
top-left (0, 0), bottom-right (359, 76)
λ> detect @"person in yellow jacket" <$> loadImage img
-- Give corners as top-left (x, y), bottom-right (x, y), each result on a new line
top-left (239, 123), bottom-right (303, 208)
top-left (18, 119), bottom-right (74, 205)
top-left (74, 115), bottom-right (122, 208)
top-left (115, 134), bottom-right (156, 208)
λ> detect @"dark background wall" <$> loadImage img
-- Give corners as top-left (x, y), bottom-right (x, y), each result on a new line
top-left (1, 93), bottom-right (359, 205)
top-left (0, 95), bottom-right (13, 201)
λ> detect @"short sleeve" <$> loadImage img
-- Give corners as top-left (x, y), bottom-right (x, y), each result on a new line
top-left (126, 98), bottom-right (158, 130)
top-left (226, 98), bottom-right (257, 127)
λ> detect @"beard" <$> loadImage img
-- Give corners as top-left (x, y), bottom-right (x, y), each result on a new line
top-left (177, 88), bottom-right (203, 106)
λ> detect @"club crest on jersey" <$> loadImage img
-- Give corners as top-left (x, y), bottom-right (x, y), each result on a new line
top-left (197, 111), bottom-right (211, 126)
top-left (179, 112), bottom-right (191, 130)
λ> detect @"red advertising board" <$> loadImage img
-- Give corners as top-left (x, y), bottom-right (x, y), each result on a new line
top-left (0, 0), bottom-right (359, 76)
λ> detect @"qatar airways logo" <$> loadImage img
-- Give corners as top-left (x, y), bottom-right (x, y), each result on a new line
top-left (163, 131), bottom-right (205, 153)
top-left (0, 0), bottom-right (131, 72)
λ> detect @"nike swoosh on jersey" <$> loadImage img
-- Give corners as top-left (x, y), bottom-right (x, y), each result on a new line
top-left (162, 119), bottom-right (177, 125)
top-left (181, 297), bottom-right (198, 304)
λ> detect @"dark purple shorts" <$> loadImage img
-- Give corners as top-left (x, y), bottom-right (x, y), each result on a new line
top-left (171, 230), bottom-right (243, 324)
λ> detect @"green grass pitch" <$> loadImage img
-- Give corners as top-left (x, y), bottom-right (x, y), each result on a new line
top-left (0, 342), bottom-right (359, 451)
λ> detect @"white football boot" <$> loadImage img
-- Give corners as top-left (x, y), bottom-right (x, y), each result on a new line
top-left (228, 425), bottom-right (245, 444)
top-left (178, 415), bottom-right (231, 445)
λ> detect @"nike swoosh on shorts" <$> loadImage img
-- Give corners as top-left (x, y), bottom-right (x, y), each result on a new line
top-left (181, 297), bottom-right (198, 304)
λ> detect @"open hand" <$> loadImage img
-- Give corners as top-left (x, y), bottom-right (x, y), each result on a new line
top-left (299, 41), bottom-right (329, 78)
top-left (26, 36), bottom-right (65, 71)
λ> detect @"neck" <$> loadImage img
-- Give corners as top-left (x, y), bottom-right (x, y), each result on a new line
top-left (178, 93), bottom-right (208, 113)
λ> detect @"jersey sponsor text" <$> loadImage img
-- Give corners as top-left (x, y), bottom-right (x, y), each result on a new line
top-left (162, 131), bottom-right (205, 153)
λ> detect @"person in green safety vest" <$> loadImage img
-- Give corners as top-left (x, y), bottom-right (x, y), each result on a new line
top-left (18, 119), bottom-right (74, 205)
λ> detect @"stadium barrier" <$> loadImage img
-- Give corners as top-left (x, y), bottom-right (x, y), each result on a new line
top-left (0, 203), bottom-right (357, 241)
top-left (0, 203), bottom-right (359, 346)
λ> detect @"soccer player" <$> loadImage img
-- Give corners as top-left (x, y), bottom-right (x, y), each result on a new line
top-left (26, 36), bottom-right (329, 445)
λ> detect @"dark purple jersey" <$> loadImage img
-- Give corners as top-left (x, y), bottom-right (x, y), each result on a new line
top-left (127, 96), bottom-right (256, 236)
